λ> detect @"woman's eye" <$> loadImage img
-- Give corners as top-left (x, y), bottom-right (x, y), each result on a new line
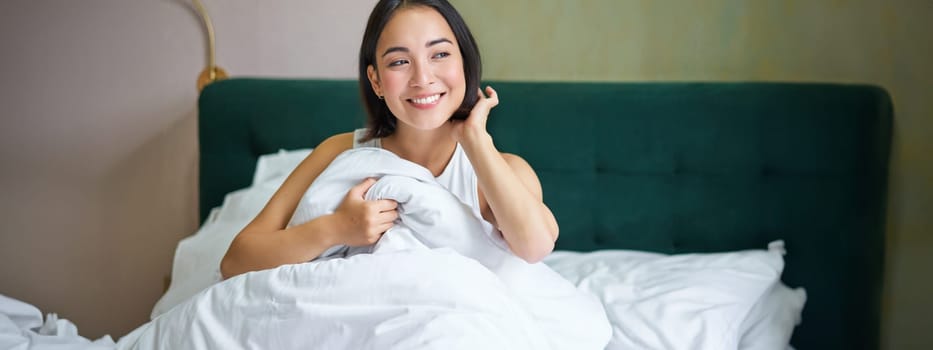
top-left (388, 59), bottom-right (409, 67)
top-left (432, 52), bottom-right (450, 59)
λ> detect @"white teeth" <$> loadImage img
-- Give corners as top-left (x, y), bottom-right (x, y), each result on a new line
top-left (411, 94), bottom-right (440, 104)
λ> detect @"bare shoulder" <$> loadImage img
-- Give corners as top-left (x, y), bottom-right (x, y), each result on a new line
top-left (500, 153), bottom-right (535, 174)
top-left (315, 132), bottom-right (354, 155)
top-left (287, 132), bottom-right (354, 181)
top-left (297, 133), bottom-right (354, 166)
top-left (499, 152), bottom-right (543, 196)
top-left (247, 132), bottom-right (354, 229)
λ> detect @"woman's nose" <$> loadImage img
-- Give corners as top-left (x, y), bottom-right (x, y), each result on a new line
top-left (409, 61), bottom-right (434, 87)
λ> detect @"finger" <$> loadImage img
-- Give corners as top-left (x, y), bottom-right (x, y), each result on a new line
top-left (378, 209), bottom-right (399, 222)
top-left (374, 199), bottom-right (398, 212)
top-left (376, 222), bottom-right (394, 234)
top-left (485, 86), bottom-right (499, 106)
top-left (348, 177), bottom-right (377, 198)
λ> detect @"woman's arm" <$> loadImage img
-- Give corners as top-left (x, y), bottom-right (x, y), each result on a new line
top-left (220, 133), bottom-right (399, 279)
top-left (455, 87), bottom-right (559, 263)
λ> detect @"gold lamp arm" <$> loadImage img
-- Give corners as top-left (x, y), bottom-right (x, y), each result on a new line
top-left (193, 0), bottom-right (228, 91)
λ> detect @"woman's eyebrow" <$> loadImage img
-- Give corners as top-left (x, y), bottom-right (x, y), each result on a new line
top-left (381, 38), bottom-right (453, 58)
top-left (426, 38), bottom-right (452, 47)
top-left (382, 46), bottom-right (408, 58)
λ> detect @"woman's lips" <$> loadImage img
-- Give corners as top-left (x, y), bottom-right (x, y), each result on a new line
top-left (407, 93), bottom-right (445, 109)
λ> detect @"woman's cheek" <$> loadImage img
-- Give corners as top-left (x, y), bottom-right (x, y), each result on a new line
top-left (381, 69), bottom-right (402, 88)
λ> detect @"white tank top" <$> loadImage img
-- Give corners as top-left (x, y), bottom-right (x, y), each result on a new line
top-left (353, 128), bottom-right (481, 214)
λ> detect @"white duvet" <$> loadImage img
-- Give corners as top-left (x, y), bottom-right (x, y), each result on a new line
top-left (118, 148), bottom-right (612, 350)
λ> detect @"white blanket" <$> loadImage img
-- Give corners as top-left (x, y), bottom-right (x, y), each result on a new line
top-left (119, 148), bottom-right (611, 350)
top-left (0, 294), bottom-right (115, 350)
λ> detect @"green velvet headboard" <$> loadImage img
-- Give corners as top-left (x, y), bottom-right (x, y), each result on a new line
top-left (198, 78), bottom-right (891, 349)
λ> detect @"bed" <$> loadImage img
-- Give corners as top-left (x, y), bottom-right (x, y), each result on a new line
top-left (136, 78), bottom-right (890, 349)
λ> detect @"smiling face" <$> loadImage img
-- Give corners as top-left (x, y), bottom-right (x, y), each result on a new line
top-left (367, 6), bottom-right (466, 132)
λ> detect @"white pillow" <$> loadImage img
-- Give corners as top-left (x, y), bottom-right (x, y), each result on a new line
top-left (252, 148), bottom-right (313, 186)
top-left (153, 149), bottom-right (309, 318)
top-left (738, 281), bottom-right (807, 350)
top-left (543, 242), bottom-right (787, 350)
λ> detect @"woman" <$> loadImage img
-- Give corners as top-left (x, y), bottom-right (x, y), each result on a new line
top-left (220, 0), bottom-right (558, 280)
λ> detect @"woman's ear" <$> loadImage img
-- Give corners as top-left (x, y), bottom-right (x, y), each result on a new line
top-left (367, 65), bottom-right (381, 97)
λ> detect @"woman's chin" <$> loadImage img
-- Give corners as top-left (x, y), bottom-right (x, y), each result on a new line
top-left (395, 109), bottom-right (460, 131)
top-left (407, 119), bottom-right (453, 132)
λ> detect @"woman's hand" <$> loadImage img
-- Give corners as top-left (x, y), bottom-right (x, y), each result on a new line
top-left (452, 86), bottom-right (498, 145)
top-left (331, 178), bottom-right (399, 247)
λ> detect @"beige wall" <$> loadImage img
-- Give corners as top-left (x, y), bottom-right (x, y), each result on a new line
top-left (0, 0), bottom-right (375, 339)
top-left (451, 0), bottom-right (932, 348)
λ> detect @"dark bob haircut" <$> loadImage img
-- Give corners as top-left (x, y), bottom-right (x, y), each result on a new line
top-left (358, 0), bottom-right (482, 140)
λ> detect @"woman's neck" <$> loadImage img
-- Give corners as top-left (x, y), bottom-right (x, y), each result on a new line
top-left (382, 124), bottom-right (457, 177)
